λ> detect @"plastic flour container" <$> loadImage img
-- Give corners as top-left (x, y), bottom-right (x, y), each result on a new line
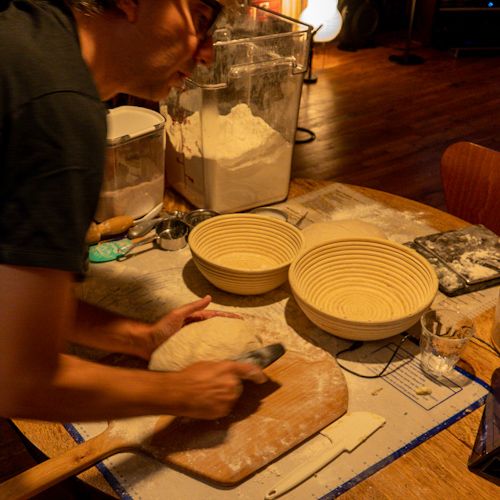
top-left (94, 106), bottom-right (165, 222)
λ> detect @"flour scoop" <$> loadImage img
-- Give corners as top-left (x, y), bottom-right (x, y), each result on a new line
top-left (0, 343), bottom-right (285, 498)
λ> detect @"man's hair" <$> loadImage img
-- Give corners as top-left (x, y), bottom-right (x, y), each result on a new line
top-left (66, 1), bottom-right (118, 13)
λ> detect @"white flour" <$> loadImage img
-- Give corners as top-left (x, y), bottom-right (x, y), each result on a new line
top-left (418, 225), bottom-right (500, 284)
top-left (165, 103), bottom-right (292, 213)
top-left (449, 249), bottom-right (499, 281)
top-left (95, 175), bottom-right (164, 221)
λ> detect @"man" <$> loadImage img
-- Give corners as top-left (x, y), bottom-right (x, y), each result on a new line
top-left (0, 0), bottom-right (266, 423)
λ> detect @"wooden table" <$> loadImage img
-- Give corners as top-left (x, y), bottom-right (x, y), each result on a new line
top-left (6, 180), bottom-right (500, 499)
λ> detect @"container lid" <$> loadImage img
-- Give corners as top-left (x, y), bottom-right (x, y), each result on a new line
top-left (107, 105), bottom-right (165, 146)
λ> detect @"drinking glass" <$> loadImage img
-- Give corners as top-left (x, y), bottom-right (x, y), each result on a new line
top-left (419, 308), bottom-right (475, 378)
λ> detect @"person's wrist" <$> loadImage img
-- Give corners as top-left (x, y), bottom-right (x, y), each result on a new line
top-left (156, 371), bottom-right (192, 416)
top-left (125, 320), bottom-right (157, 360)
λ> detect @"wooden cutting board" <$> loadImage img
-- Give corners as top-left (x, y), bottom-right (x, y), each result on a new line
top-left (0, 352), bottom-right (347, 497)
top-left (149, 351), bottom-right (348, 484)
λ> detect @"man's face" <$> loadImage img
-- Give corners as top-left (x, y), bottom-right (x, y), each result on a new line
top-left (122, 0), bottom-right (222, 100)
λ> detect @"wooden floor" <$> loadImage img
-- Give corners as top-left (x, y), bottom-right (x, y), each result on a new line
top-left (292, 34), bottom-right (500, 212)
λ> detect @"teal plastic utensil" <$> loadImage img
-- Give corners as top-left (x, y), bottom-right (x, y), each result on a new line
top-left (89, 235), bottom-right (156, 263)
top-left (89, 239), bottom-right (134, 263)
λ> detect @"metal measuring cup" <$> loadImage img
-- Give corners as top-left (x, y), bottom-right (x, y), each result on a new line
top-left (156, 217), bottom-right (189, 251)
top-left (117, 216), bottom-right (189, 260)
top-left (183, 209), bottom-right (220, 231)
top-left (127, 210), bottom-right (186, 239)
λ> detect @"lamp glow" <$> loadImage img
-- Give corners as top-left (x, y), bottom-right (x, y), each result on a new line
top-left (300, 0), bottom-right (343, 43)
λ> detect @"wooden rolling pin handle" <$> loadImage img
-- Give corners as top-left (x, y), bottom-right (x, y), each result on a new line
top-left (85, 215), bottom-right (135, 244)
top-left (0, 429), bottom-right (131, 500)
top-left (97, 215), bottom-right (135, 237)
top-left (85, 222), bottom-right (101, 244)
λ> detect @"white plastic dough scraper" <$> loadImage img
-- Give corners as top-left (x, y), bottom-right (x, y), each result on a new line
top-left (265, 411), bottom-right (386, 499)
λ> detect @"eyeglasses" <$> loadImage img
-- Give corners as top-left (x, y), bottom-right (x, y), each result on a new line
top-left (191, 0), bottom-right (223, 41)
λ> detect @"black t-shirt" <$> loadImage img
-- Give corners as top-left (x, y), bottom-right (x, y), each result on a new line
top-left (0, 0), bottom-right (107, 273)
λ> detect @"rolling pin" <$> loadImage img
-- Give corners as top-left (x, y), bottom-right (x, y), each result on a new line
top-left (85, 215), bottom-right (135, 244)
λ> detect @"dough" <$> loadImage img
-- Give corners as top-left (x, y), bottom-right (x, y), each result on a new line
top-left (301, 219), bottom-right (386, 252)
top-left (149, 316), bottom-right (263, 371)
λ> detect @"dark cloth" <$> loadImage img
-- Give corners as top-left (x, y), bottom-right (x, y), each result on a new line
top-left (0, 0), bottom-right (107, 273)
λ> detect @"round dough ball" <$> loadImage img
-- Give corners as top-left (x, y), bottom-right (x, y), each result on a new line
top-left (301, 219), bottom-right (386, 252)
top-left (149, 316), bottom-right (262, 371)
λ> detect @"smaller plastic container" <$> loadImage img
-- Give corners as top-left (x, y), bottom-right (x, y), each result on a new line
top-left (95, 106), bottom-right (165, 222)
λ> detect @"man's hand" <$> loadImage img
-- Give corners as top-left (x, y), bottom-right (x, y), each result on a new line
top-left (144, 295), bottom-right (241, 358)
top-left (0, 266), bottom-right (265, 421)
top-left (167, 360), bottom-right (267, 419)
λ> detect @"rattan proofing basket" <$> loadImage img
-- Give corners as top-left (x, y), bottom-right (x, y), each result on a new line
top-left (288, 237), bottom-right (438, 340)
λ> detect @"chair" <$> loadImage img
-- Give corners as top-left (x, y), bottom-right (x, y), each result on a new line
top-left (440, 141), bottom-right (500, 235)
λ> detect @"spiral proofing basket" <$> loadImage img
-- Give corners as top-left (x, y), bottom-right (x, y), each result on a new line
top-left (188, 214), bottom-right (304, 295)
top-left (289, 238), bottom-right (439, 341)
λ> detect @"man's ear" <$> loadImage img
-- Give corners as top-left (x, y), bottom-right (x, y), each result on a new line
top-left (115, 0), bottom-right (139, 22)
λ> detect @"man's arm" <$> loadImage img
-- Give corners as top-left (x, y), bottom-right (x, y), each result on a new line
top-left (0, 265), bottom-right (265, 422)
top-left (72, 295), bottom-right (239, 360)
